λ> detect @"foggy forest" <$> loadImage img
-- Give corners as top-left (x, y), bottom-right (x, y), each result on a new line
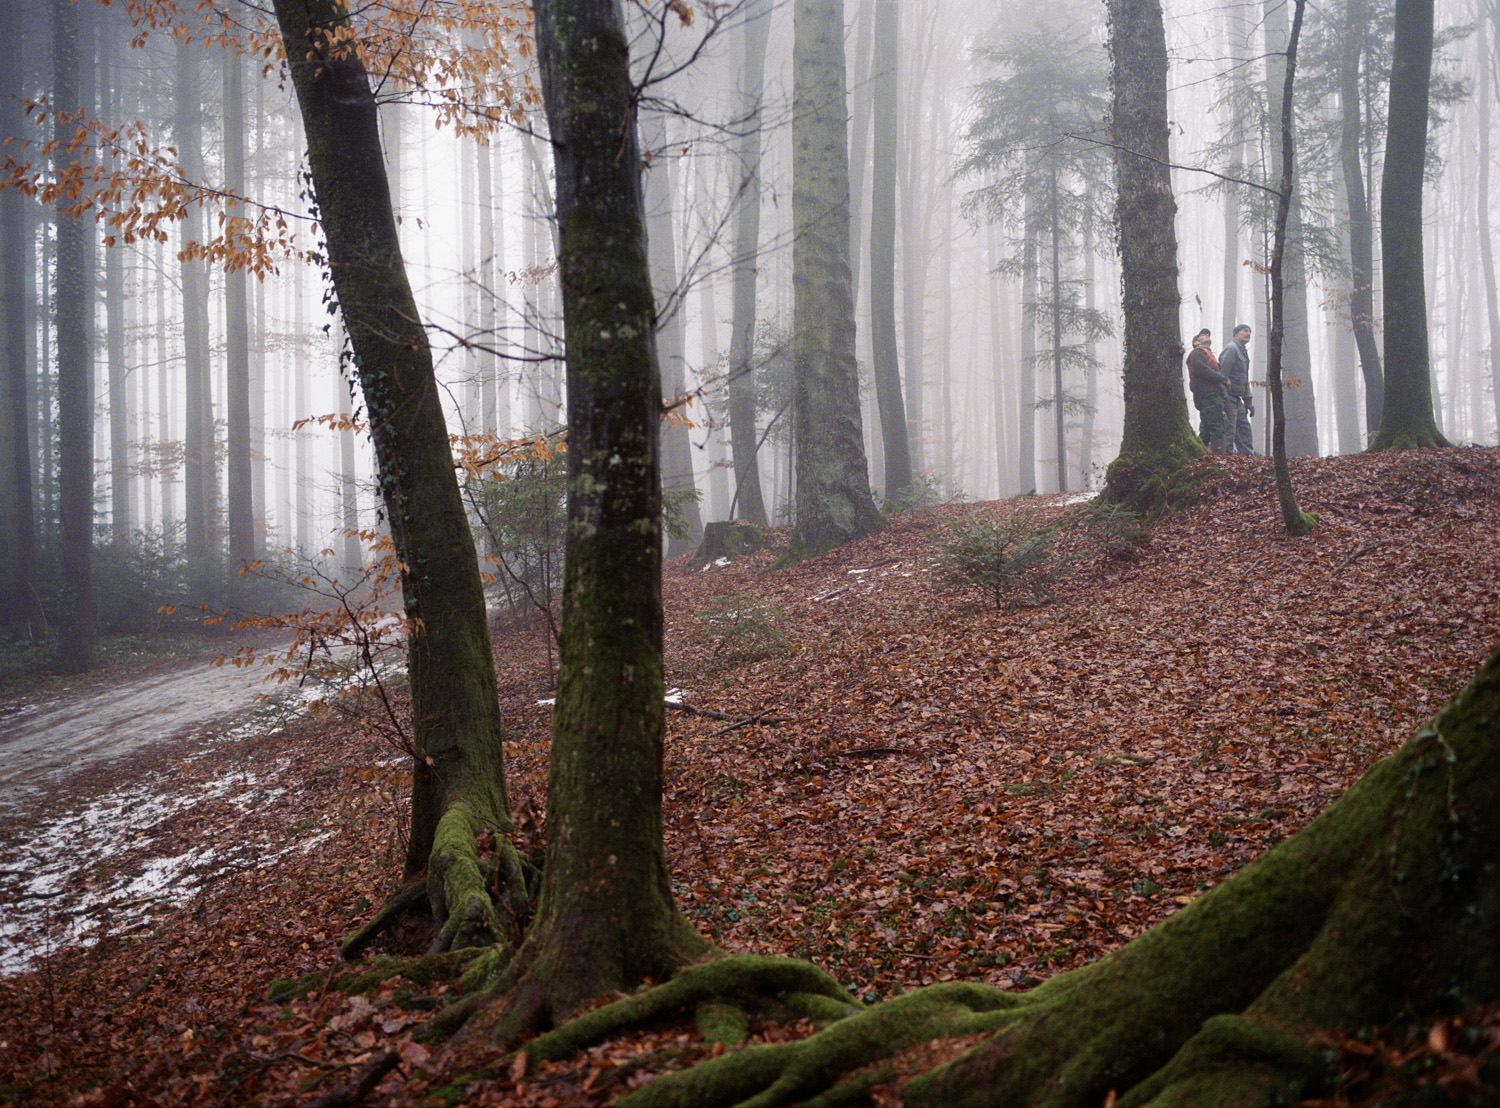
top-left (0, 0), bottom-right (1488, 659)
top-left (4, 0), bottom-right (1500, 1106)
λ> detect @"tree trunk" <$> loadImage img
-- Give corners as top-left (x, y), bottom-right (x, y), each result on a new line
top-left (1477, 13), bottom-right (1500, 440)
top-left (727, 0), bottom-right (771, 525)
top-left (225, 49), bottom-right (254, 567)
top-left (1340, 0), bottom-right (1384, 440)
top-left (53, 0), bottom-right (95, 673)
top-left (868, 0), bottom-right (912, 504)
top-left (791, 0), bottom-right (883, 554)
top-left (641, 112), bottom-right (703, 555)
top-left (1265, 0), bottom-right (1317, 535)
top-left (1, 13), bottom-right (39, 634)
top-left (1371, 0), bottom-right (1449, 450)
top-left (177, 42), bottom-right (214, 562)
top-left (1103, 0), bottom-right (1199, 508)
top-left (101, 28), bottom-right (129, 547)
top-left (478, 0), bottom-right (710, 1034)
top-left (270, 0), bottom-right (522, 951)
top-left (1264, 0), bottom-right (1318, 459)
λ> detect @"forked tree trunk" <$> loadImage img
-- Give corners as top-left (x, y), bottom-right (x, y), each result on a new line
top-left (270, 0), bottom-right (524, 952)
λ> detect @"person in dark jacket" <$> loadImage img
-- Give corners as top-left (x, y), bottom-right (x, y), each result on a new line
top-left (1186, 328), bottom-right (1228, 452)
top-left (1218, 324), bottom-right (1255, 455)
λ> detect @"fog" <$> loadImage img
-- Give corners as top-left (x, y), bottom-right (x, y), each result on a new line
top-left (0, 0), bottom-right (1490, 636)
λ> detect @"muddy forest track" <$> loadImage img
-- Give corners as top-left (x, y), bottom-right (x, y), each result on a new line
top-left (0, 646), bottom-right (358, 974)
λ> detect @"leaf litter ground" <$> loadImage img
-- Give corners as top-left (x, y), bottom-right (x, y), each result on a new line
top-left (2, 448), bottom-right (1498, 1107)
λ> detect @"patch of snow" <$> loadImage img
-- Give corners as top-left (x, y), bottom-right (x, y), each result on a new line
top-left (0, 758), bottom-right (330, 976)
top-left (1060, 490), bottom-right (1100, 506)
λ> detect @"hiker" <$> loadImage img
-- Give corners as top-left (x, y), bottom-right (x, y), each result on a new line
top-left (1218, 324), bottom-right (1256, 455)
top-left (1186, 328), bottom-right (1228, 452)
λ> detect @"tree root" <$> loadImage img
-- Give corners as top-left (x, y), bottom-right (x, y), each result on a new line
top-left (516, 955), bottom-right (861, 1067)
top-left (612, 983), bottom-right (1024, 1108)
top-left (339, 879), bottom-right (427, 961)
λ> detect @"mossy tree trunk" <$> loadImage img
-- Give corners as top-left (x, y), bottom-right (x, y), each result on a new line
top-left (469, 0), bottom-right (709, 1038)
top-left (791, 0), bottom-right (884, 554)
top-left (271, 0), bottom-right (522, 950)
top-left (1102, 0), bottom-right (1202, 512)
top-left (1265, 0), bottom-right (1316, 536)
top-left (1370, 0), bottom-right (1450, 451)
top-left (609, 644), bottom-right (1500, 1108)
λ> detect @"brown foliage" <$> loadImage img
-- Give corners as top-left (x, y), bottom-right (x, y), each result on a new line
top-left (1, 448), bottom-right (1498, 1106)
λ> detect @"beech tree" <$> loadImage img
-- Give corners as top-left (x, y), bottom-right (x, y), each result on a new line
top-left (790, 0), bottom-right (883, 553)
top-left (1370, 0), bottom-right (1450, 450)
top-left (54, 0), bottom-right (96, 674)
top-left (725, 0), bottom-right (772, 525)
top-left (1102, 0), bottom-right (1200, 507)
top-left (269, 0), bottom-right (527, 952)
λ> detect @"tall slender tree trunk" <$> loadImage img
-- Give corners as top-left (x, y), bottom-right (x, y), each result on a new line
top-left (727, 0), bottom-right (770, 525)
top-left (272, 0), bottom-right (521, 949)
top-left (225, 50), bottom-right (254, 566)
top-left (1, 14), bottom-right (39, 633)
top-left (480, 0), bottom-right (711, 1037)
top-left (1341, 0), bottom-right (1384, 440)
top-left (1266, 0), bottom-right (1317, 533)
top-left (177, 42), bottom-right (214, 560)
top-left (641, 113), bottom-right (703, 555)
top-left (1264, 0), bottom-right (1319, 457)
top-left (1477, 13), bottom-right (1500, 438)
top-left (1049, 166), bottom-right (1067, 493)
top-left (791, 0), bottom-right (883, 553)
top-left (102, 28), bottom-right (130, 546)
top-left (846, 0), bottom-right (875, 306)
top-left (868, 0), bottom-right (912, 503)
top-left (1371, 0), bottom-right (1448, 449)
top-left (1018, 201), bottom-right (1038, 494)
top-left (54, 0), bottom-right (96, 672)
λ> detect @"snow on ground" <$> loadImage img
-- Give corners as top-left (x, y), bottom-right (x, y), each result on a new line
top-left (0, 653), bottom-right (376, 976)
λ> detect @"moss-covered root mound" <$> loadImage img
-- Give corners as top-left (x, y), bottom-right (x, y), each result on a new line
top-left (1104, 439), bottom-right (1204, 516)
top-left (339, 804), bottom-right (535, 962)
top-left (614, 981), bottom-right (1024, 1108)
top-left (898, 643), bottom-right (1500, 1108)
top-left (515, 956), bottom-right (864, 1069)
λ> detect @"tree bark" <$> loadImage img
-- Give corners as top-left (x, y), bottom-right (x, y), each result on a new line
top-left (270, 0), bottom-right (522, 949)
top-left (1371, 0), bottom-right (1449, 450)
top-left (1, 10), bottom-right (39, 634)
top-left (1103, 0), bottom-right (1200, 508)
top-left (791, 0), bottom-right (883, 554)
top-left (1265, 0), bottom-right (1317, 535)
top-left (225, 49), bottom-right (254, 567)
top-left (1476, 12), bottom-right (1500, 440)
top-left (480, 0), bottom-right (710, 1033)
top-left (1340, 0), bottom-right (1384, 441)
top-left (726, 0), bottom-right (771, 525)
top-left (868, 0), bottom-right (912, 504)
top-left (53, 0), bottom-right (95, 673)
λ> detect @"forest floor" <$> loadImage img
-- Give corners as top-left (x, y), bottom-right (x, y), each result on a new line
top-left (2, 446), bottom-right (1499, 1107)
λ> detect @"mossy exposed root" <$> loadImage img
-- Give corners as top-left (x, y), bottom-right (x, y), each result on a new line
top-left (339, 800), bottom-right (536, 962)
top-left (513, 956), bottom-right (862, 1067)
top-left (612, 982), bottom-right (1023, 1108)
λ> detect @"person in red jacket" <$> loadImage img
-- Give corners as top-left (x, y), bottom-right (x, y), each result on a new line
top-left (1186, 329), bottom-right (1228, 452)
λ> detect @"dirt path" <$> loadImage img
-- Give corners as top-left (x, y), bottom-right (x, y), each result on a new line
top-left (0, 648), bottom-right (336, 975)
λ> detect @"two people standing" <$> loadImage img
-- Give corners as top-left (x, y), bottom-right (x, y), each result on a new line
top-left (1185, 324), bottom-right (1255, 455)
